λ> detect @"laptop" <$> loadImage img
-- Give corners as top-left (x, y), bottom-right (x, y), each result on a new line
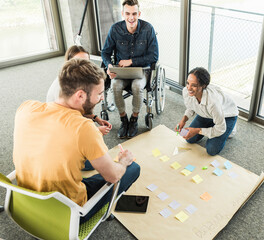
top-left (109, 66), bottom-right (143, 79)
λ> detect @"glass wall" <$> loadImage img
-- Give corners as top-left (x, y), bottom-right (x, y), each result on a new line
top-left (95, 0), bottom-right (181, 82)
top-left (189, 0), bottom-right (264, 111)
top-left (0, 0), bottom-right (63, 66)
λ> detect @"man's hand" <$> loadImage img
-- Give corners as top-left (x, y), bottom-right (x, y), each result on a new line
top-left (118, 150), bottom-right (134, 167)
top-left (96, 118), bottom-right (112, 129)
top-left (98, 126), bottom-right (111, 135)
top-left (107, 64), bottom-right (117, 79)
top-left (118, 59), bottom-right (132, 67)
top-left (183, 127), bottom-right (200, 140)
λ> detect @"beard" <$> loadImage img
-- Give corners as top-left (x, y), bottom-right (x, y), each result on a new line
top-left (83, 97), bottom-right (96, 115)
top-left (82, 97), bottom-right (102, 115)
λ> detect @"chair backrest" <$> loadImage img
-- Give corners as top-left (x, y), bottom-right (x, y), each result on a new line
top-left (0, 173), bottom-right (74, 240)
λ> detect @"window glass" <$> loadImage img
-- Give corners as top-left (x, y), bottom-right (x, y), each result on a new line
top-left (189, 0), bottom-right (264, 111)
top-left (0, 0), bottom-right (59, 63)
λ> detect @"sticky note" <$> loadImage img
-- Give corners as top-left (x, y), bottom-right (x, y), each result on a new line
top-left (181, 169), bottom-right (192, 176)
top-left (173, 147), bottom-right (179, 155)
top-left (213, 168), bottom-right (223, 176)
top-left (159, 208), bottom-right (172, 218)
top-left (169, 200), bottom-right (181, 210)
top-left (200, 192), bottom-right (212, 201)
top-left (180, 128), bottom-right (189, 137)
top-left (202, 166), bottom-right (208, 170)
top-left (175, 211), bottom-right (189, 222)
top-left (160, 155), bottom-right (170, 162)
top-left (178, 147), bottom-right (191, 150)
top-left (157, 192), bottom-right (169, 201)
top-left (192, 174), bottom-right (203, 184)
top-left (228, 172), bottom-right (238, 179)
top-left (147, 183), bottom-right (158, 192)
top-left (224, 160), bottom-right (232, 170)
top-left (152, 148), bottom-right (161, 157)
top-left (185, 204), bottom-right (197, 214)
top-left (211, 160), bottom-right (220, 168)
top-left (185, 164), bottom-right (196, 172)
top-left (170, 161), bottom-right (181, 170)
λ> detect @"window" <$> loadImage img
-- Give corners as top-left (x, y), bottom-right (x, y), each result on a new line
top-left (0, 0), bottom-right (63, 67)
top-left (189, 0), bottom-right (264, 111)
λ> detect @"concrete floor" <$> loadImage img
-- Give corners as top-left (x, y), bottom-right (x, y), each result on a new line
top-left (0, 56), bottom-right (263, 240)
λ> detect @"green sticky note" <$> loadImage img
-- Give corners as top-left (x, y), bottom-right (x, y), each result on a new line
top-left (202, 166), bottom-right (208, 170)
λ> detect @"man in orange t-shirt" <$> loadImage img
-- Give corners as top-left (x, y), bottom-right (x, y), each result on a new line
top-left (13, 58), bottom-right (140, 222)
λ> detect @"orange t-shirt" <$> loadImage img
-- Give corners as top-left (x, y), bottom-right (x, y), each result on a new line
top-left (13, 101), bottom-right (108, 206)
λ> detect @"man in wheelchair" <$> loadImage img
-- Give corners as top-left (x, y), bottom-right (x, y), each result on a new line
top-left (101, 0), bottom-right (158, 138)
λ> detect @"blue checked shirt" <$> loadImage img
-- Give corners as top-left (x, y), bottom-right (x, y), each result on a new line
top-left (101, 19), bottom-right (159, 68)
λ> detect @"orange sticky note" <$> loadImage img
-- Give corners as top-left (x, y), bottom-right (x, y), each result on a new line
top-left (200, 192), bottom-right (212, 201)
top-left (175, 211), bottom-right (189, 222)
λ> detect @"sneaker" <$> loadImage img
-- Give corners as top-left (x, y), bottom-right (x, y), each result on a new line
top-left (228, 124), bottom-right (237, 139)
top-left (118, 115), bottom-right (129, 139)
top-left (127, 115), bottom-right (138, 138)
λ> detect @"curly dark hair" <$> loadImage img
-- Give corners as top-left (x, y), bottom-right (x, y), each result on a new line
top-left (188, 67), bottom-right (210, 87)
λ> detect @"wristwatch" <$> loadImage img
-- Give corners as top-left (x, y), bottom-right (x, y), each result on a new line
top-left (92, 115), bottom-right (97, 121)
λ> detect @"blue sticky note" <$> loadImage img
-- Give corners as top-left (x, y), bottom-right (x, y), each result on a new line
top-left (224, 160), bottom-right (232, 170)
top-left (185, 164), bottom-right (196, 172)
top-left (213, 168), bottom-right (223, 176)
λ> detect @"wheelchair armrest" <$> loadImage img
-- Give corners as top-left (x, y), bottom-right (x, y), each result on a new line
top-left (80, 181), bottom-right (113, 216)
top-left (6, 170), bottom-right (16, 181)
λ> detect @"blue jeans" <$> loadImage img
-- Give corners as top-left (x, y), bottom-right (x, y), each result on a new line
top-left (80, 162), bottom-right (140, 224)
top-left (82, 160), bottom-right (94, 171)
top-left (187, 115), bottom-right (237, 156)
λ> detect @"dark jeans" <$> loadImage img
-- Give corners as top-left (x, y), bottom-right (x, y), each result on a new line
top-left (80, 162), bottom-right (140, 224)
top-left (187, 115), bottom-right (237, 156)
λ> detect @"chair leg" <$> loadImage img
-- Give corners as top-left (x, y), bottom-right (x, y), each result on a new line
top-left (0, 205), bottom-right (4, 212)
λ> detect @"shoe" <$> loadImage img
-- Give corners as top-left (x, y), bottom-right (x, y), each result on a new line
top-left (228, 124), bottom-right (237, 139)
top-left (118, 115), bottom-right (129, 139)
top-left (127, 115), bottom-right (138, 138)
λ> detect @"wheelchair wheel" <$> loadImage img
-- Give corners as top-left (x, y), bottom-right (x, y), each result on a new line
top-left (155, 66), bottom-right (166, 115)
top-left (145, 113), bottom-right (153, 130)
top-left (100, 110), bottom-right (109, 121)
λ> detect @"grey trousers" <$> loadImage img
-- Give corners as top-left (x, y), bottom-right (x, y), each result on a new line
top-left (112, 73), bottom-right (147, 114)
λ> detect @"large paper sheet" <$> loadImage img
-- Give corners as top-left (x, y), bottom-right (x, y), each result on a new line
top-left (111, 125), bottom-right (264, 240)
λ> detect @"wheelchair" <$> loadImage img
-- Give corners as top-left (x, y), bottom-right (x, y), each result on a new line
top-left (100, 61), bottom-right (166, 130)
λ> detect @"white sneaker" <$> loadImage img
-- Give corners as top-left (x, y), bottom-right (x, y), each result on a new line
top-left (228, 124), bottom-right (236, 138)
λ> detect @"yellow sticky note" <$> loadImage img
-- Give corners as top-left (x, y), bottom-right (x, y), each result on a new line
top-left (200, 192), bottom-right (212, 201)
top-left (152, 148), bottom-right (161, 157)
top-left (181, 169), bottom-right (192, 176)
top-left (178, 147), bottom-right (191, 150)
top-left (175, 211), bottom-right (189, 222)
top-left (192, 174), bottom-right (203, 184)
top-left (114, 156), bottom-right (119, 162)
top-left (170, 161), bottom-right (181, 170)
top-left (160, 155), bottom-right (170, 162)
